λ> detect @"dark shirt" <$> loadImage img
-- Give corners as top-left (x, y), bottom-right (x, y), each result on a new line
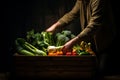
top-left (58, 0), bottom-right (116, 53)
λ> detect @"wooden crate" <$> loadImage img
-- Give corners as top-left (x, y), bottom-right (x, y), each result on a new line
top-left (12, 55), bottom-right (98, 79)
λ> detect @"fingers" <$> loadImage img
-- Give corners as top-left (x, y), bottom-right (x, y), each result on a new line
top-left (62, 46), bottom-right (72, 55)
top-left (61, 46), bottom-right (66, 55)
top-left (45, 28), bottom-right (52, 32)
top-left (45, 27), bottom-right (56, 33)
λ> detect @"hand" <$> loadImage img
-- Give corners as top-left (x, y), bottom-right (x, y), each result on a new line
top-left (62, 38), bottom-right (77, 54)
top-left (46, 25), bottom-right (55, 33)
top-left (46, 21), bottom-right (61, 33)
top-left (62, 36), bottom-right (80, 54)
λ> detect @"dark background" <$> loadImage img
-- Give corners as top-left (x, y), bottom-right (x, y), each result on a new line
top-left (2, 0), bottom-right (120, 73)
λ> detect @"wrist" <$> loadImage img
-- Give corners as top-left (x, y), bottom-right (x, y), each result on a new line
top-left (74, 36), bottom-right (82, 44)
top-left (54, 21), bottom-right (61, 28)
top-left (71, 36), bottom-right (79, 45)
top-left (50, 22), bottom-right (60, 30)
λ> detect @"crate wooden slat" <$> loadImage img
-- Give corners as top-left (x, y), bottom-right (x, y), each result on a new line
top-left (12, 55), bottom-right (98, 79)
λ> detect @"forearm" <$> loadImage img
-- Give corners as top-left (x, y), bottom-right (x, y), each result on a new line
top-left (46, 21), bottom-right (63, 32)
top-left (72, 27), bottom-right (95, 45)
top-left (51, 21), bottom-right (62, 30)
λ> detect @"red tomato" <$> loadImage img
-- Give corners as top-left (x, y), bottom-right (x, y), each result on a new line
top-left (66, 52), bottom-right (72, 56)
top-left (72, 52), bottom-right (77, 55)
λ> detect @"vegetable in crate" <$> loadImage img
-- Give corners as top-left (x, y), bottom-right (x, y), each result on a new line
top-left (72, 41), bottom-right (95, 55)
top-left (85, 42), bottom-right (95, 55)
top-left (55, 30), bottom-right (76, 46)
top-left (56, 34), bottom-right (69, 46)
top-left (26, 30), bottom-right (55, 53)
top-left (47, 46), bottom-right (63, 56)
top-left (41, 31), bottom-right (55, 46)
top-left (15, 39), bottom-right (35, 56)
top-left (15, 38), bottom-right (47, 56)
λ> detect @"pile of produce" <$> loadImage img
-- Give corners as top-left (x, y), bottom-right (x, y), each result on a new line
top-left (15, 29), bottom-right (95, 56)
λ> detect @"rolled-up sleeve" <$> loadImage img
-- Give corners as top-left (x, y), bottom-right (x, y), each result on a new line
top-left (58, 0), bottom-right (80, 25)
top-left (78, 0), bottom-right (104, 38)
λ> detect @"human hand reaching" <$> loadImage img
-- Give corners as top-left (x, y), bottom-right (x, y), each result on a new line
top-left (62, 36), bottom-right (79, 54)
top-left (46, 21), bottom-right (61, 33)
top-left (46, 25), bottom-right (56, 33)
top-left (62, 40), bottom-right (73, 54)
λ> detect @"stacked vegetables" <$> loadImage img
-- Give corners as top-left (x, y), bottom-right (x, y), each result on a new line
top-left (15, 29), bottom-right (54, 56)
top-left (15, 38), bottom-right (47, 56)
top-left (15, 29), bottom-right (95, 56)
top-left (72, 41), bottom-right (95, 56)
top-left (55, 30), bottom-right (75, 46)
